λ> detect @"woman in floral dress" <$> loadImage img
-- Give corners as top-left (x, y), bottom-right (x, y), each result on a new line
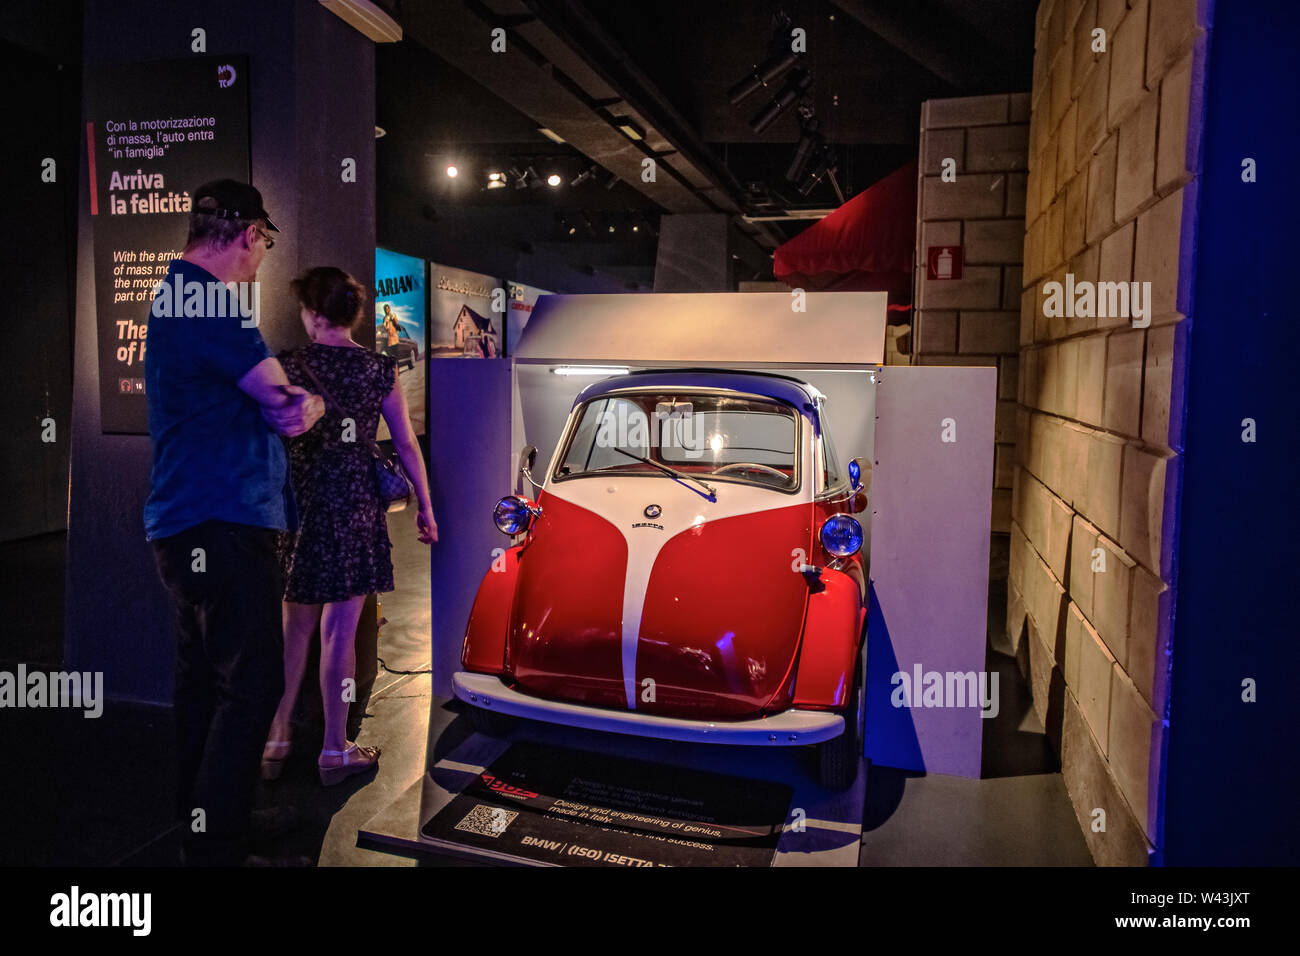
top-left (261, 267), bottom-right (436, 786)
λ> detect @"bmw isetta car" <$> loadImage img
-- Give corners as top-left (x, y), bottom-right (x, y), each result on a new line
top-left (454, 369), bottom-right (871, 788)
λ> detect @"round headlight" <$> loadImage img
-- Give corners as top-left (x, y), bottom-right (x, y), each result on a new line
top-left (820, 513), bottom-right (863, 557)
top-left (493, 496), bottom-right (534, 535)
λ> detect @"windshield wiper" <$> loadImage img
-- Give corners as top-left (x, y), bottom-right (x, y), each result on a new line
top-left (611, 447), bottom-right (717, 502)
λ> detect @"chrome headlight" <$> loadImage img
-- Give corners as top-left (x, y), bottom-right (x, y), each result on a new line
top-left (820, 513), bottom-right (863, 557)
top-left (493, 496), bottom-right (537, 535)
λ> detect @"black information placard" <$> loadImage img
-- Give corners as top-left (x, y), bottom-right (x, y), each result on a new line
top-left (421, 742), bottom-right (792, 867)
top-left (86, 55), bottom-right (250, 433)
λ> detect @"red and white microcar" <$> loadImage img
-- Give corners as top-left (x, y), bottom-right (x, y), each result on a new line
top-left (455, 369), bottom-right (870, 788)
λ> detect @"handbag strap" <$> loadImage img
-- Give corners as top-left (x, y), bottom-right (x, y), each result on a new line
top-left (292, 351), bottom-right (383, 459)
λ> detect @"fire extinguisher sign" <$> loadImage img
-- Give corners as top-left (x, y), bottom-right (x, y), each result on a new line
top-left (926, 246), bottom-right (964, 281)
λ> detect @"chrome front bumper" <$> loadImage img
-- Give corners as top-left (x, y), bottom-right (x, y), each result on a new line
top-left (452, 671), bottom-right (845, 746)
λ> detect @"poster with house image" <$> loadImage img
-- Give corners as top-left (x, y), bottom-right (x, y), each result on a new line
top-left (429, 262), bottom-right (502, 358)
top-left (374, 247), bottom-right (426, 438)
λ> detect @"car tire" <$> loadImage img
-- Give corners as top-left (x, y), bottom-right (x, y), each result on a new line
top-left (816, 642), bottom-right (865, 790)
top-left (465, 703), bottom-right (518, 737)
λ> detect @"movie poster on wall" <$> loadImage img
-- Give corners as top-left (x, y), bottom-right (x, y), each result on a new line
top-left (374, 248), bottom-right (426, 439)
top-left (429, 263), bottom-right (502, 358)
top-left (86, 55), bottom-right (251, 433)
top-left (505, 281), bottom-right (552, 356)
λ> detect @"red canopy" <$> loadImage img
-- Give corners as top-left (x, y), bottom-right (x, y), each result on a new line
top-left (773, 159), bottom-right (917, 303)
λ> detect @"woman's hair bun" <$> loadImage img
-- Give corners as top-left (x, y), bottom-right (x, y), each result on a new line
top-left (290, 266), bottom-right (366, 329)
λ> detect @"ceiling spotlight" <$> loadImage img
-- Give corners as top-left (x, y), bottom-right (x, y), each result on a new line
top-left (526, 166), bottom-right (544, 188)
top-left (509, 166), bottom-right (530, 190)
top-left (546, 173), bottom-right (562, 187)
top-left (797, 145), bottom-right (838, 197)
top-left (568, 226), bottom-right (577, 235)
top-left (728, 50), bottom-right (799, 105)
top-left (603, 171), bottom-right (620, 190)
top-left (570, 165), bottom-right (598, 187)
top-left (749, 69), bottom-right (811, 134)
top-left (375, 126), bottom-right (387, 139)
top-left (486, 171), bottom-right (506, 189)
top-left (785, 117), bottom-right (821, 182)
top-left (608, 224), bottom-right (615, 233)
top-left (632, 224), bottom-right (639, 232)
top-left (445, 164), bottom-right (458, 178)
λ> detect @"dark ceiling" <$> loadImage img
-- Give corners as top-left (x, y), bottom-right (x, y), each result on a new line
top-left (377, 0), bottom-right (1037, 281)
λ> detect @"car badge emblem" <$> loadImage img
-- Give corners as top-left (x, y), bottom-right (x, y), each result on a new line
top-left (644, 504), bottom-right (662, 519)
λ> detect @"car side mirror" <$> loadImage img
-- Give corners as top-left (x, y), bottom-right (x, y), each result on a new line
top-left (848, 456), bottom-right (871, 492)
top-left (518, 444), bottom-right (541, 491)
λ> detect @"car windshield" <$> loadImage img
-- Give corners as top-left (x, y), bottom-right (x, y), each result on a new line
top-left (554, 391), bottom-right (799, 491)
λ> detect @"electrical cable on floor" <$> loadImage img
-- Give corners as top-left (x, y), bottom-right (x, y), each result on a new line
top-left (377, 656), bottom-right (432, 676)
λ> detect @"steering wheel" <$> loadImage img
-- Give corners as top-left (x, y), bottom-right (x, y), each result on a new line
top-left (712, 461), bottom-right (789, 480)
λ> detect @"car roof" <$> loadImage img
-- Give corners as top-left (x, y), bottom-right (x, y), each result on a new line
top-left (573, 368), bottom-right (825, 412)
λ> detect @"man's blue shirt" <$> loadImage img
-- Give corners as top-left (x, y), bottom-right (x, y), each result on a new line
top-left (143, 257), bottom-right (289, 541)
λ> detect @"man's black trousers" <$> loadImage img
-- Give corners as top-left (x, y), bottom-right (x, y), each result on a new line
top-left (152, 520), bottom-right (284, 866)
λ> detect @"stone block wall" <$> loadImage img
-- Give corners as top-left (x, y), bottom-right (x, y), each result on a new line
top-left (913, 92), bottom-right (1032, 580)
top-left (1012, 0), bottom-right (1208, 864)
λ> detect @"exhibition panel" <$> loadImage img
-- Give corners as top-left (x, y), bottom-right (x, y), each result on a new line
top-left (866, 365), bottom-right (997, 778)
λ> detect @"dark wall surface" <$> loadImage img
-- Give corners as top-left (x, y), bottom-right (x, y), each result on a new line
top-left (66, 0), bottom-right (376, 703)
top-left (1161, 0), bottom-right (1300, 864)
top-left (377, 188), bottom-right (641, 294)
top-left (0, 28), bottom-right (80, 543)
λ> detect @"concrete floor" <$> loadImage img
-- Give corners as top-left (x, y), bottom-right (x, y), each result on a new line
top-left (1, 515), bottom-right (1092, 866)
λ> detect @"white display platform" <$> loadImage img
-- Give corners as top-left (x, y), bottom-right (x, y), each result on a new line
top-left (358, 720), bottom-right (865, 867)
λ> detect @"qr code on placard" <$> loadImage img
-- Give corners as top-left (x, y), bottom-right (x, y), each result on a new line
top-left (455, 804), bottom-right (517, 838)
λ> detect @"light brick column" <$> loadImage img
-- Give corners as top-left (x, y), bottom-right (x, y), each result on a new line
top-left (1012, 0), bottom-right (1208, 865)
top-left (913, 93), bottom-right (1031, 582)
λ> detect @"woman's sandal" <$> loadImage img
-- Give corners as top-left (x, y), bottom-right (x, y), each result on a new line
top-left (317, 743), bottom-right (381, 787)
top-left (261, 739), bottom-right (293, 781)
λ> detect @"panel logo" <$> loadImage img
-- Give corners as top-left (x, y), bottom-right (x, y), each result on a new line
top-left (479, 772), bottom-right (539, 800)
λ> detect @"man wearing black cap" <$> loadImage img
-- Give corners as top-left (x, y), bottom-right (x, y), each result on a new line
top-left (145, 179), bottom-right (322, 866)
